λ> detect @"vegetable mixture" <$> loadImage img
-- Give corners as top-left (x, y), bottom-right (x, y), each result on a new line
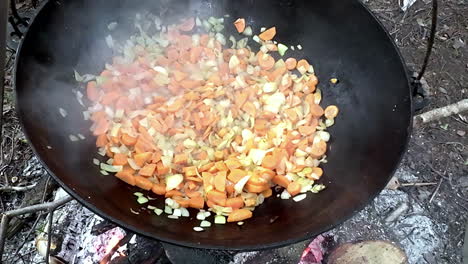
top-left (79, 14), bottom-right (338, 228)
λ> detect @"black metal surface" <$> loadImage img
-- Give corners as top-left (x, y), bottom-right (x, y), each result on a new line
top-left (14, 0), bottom-right (412, 250)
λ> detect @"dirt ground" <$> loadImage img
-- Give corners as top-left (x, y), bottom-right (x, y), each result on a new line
top-left (1, 0), bottom-right (467, 263)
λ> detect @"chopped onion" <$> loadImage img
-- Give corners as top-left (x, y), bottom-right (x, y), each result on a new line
top-left (167, 215), bottom-right (179, 219)
top-left (69, 135), bottom-right (79, 142)
top-left (237, 38), bottom-right (248, 49)
top-left (83, 111), bottom-right (90, 120)
top-left (100, 170), bottom-right (109, 175)
top-left (107, 22), bottom-right (118, 31)
top-left (137, 197), bottom-right (149, 204)
top-left (77, 133), bottom-right (86, 140)
top-left (280, 189), bottom-right (291, 199)
top-left (252, 35), bottom-right (261, 43)
top-left (164, 206), bottom-right (173, 214)
top-left (111, 124), bottom-right (121, 137)
top-left (152, 66), bottom-right (168, 76)
top-left (263, 82), bottom-right (277, 93)
top-left (180, 207), bottom-right (190, 217)
top-left (293, 193), bottom-right (307, 202)
top-left (234, 175), bottom-right (251, 194)
top-left (173, 208), bottom-right (182, 217)
top-left (297, 44), bottom-right (303, 50)
top-left (243, 26), bottom-right (253, 36)
top-left (229, 35), bottom-right (236, 48)
top-left (196, 211), bottom-right (206, 220)
top-left (193, 227), bottom-right (204, 232)
top-left (260, 27), bottom-right (266, 32)
top-left (59, 108), bottom-right (67, 117)
top-left (200, 220), bottom-right (211, 227)
top-left (128, 158), bottom-right (141, 170)
top-left (215, 33), bottom-right (226, 46)
top-left (154, 208), bottom-right (163, 215)
top-left (100, 163), bottom-right (122, 172)
top-left (277, 43), bottom-right (288, 56)
top-left (229, 55), bottom-right (240, 69)
top-left (165, 174), bottom-right (183, 191)
top-left (214, 215), bottom-right (226, 224)
top-left (105, 35), bottom-right (114, 49)
top-left (93, 158), bottom-right (100, 165)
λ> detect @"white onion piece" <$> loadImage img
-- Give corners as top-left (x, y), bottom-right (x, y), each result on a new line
top-left (166, 174), bottom-right (183, 191)
top-left (128, 158), bottom-right (141, 170)
top-left (234, 175), bottom-right (251, 194)
top-left (100, 163), bottom-right (122, 172)
top-left (293, 193), bottom-right (307, 202)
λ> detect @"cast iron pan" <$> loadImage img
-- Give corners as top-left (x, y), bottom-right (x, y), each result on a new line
top-left (14, 0), bottom-right (412, 250)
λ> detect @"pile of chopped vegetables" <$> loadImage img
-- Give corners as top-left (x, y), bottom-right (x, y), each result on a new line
top-left (77, 14), bottom-right (338, 229)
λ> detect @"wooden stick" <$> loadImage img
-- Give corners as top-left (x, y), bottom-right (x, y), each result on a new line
top-left (414, 99), bottom-right (468, 126)
top-left (0, 196), bottom-right (73, 262)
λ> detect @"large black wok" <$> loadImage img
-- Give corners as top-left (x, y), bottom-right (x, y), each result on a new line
top-left (14, 0), bottom-right (412, 250)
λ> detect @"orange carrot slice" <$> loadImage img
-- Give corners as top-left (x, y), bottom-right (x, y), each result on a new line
top-left (234, 18), bottom-right (246, 33)
top-left (227, 209), bottom-right (253, 222)
top-left (259, 27), bottom-right (276, 41)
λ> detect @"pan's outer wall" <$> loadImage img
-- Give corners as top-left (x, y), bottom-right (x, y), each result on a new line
top-left (15, 0), bottom-right (411, 250)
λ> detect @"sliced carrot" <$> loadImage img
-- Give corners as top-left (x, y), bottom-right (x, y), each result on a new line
top-left (215, 161), bottom-right (228, 171)
top-left (242, 101), bottom-right (256, 117)
top-left (261, 154), bottom-right (278, 170)
top-left (173, 153), bottom-right (188, 165)
top-left (184, 166), bottom-right (198, 177)
top-left (186, 191), bottom-right (201, 198)
top-left (156, 162), bottom-right (171, 175)
top-left (189, 196), bottom-right (205, 209)
top-left (225, 159), bottom-right (242, 170)
top-left (214, 150), bottom-right (224, 161)
top-left (96, 134), bottom-right (108, 147)
top-left (324, 105), bottom-right (339, 119)
top-left (227, 209), bottom-right (253, 222)
top-left (257, 51), bottom-right (275, 70)
top-left (93, 118), bottom-right (109, 136)
top-left (298, 125), bottom-right (316, 136)
top-left (234, 18), bottom-right (246, 33)
top-left (296, 59), bottom-right (310, 73)
top-left (287, 182), bottom-right (301, 196)
top-left (310, 103), bottom-right (324, 117)
top-left (152, 183), bottom-right (166, 195)
top-left (115, 171), bottom-right (135, 186)
top-left (134, 152), bottom-right (152, 167)
top-left (284, 108), bottom-right (298, 122)
top-left (139, 163), bottom-right (157, 177)
top-left (165, 190), bottom-right (184, 198)
top-left (272, 175), bottom-right (290, 188)
top-left (285, 58), bottom-right (297, 70)
top-left (259, 27), bottom-right (276, 41)
top-left (228, 169), bottom-right (247, 183)
top-left (206, 190), bottom-right (227, 206)
top-left (310, 140), bottom-right (327, 158)
top-left (173, 70), bottom-right (188, 82)
top-left (86, 81), bottom-right (100, 102)
top-left (245, 182), bottom-right (268, 193)
top-left (226, 196), bottom-right (244, 209)
top-left (262, 188), bottom-right (273, 198)
top-left (113, 153), bottom-right (128, 166)
top-left (214, 171), bottom-right (227, 192)
top-left (135, 176), bottom-right (153, 190)
top-left (199, 162), bottom-right (214, 172)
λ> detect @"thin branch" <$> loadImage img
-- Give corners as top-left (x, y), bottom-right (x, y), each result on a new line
top-left (45, 211), bottom-right (53, 264)
top-left (0, 183), bottom-right (38, 192)
top-left (414, 99), bottom-right (468, 126)
top-left (429, 178), bottom-right (443, 204)
top-left (0, 196), bottom-right (73, 261)
top-left (401, 182), bottom-right (438, 187)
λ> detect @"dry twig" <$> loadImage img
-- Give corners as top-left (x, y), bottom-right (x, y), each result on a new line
top-left (0, 183), bottom-right (37, 192)
top-left (0, 196), bottom-right (73, 263)
top-left (414, 99), bottom-right (468, 126)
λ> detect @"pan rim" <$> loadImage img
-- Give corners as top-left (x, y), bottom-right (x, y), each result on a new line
top-left (13, 0), bottom-right (414, 251)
